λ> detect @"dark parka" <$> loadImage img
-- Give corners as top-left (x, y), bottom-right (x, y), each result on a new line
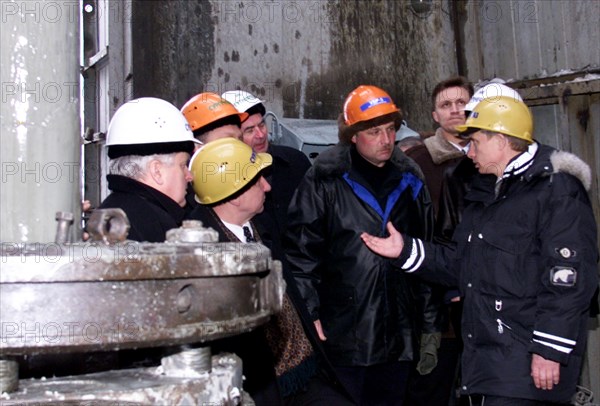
top-left (285, 144), bottom-right (440, 366)
top-left (254, 144), bottom-right (311, 258)
top-left (99, 174), bottom-right (185, 242)
top-left (401, 144), bottom-right (598, 403)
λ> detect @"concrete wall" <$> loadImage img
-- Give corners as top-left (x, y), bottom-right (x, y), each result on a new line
top-left (131, 0), bottom-right (458, 132)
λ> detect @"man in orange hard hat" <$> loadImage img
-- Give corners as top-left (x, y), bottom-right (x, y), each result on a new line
top-left (285, 85), bottom-right (441, 405)
top-left (179, 92), bottom-right (248, 214)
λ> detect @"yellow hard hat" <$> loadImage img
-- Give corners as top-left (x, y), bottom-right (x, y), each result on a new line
top-left (189, 138), bottom-right (272, 205)
top-left (456, 95), bottom-right (533, 143)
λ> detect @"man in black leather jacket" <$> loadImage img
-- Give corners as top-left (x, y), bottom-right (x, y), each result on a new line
top-left (285, 85), bottom-right (442, 406)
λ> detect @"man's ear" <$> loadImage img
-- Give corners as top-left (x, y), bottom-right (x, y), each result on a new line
top-left (351, 133), bottom-right (358, 144)
top-left (432, 110), bottom-right (440, 124)
top-left (228, 196), bottom-right (241, 208)
top-left (148, 159), bottom-right (164, 185)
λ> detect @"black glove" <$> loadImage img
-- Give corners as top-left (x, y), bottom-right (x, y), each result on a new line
top-left (416, 332), bottom-right (441, 375)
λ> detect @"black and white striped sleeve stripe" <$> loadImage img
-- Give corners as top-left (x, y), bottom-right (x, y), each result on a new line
top-left (399, 237), bottom-right (425, 273)
top-left (532, 330), bottom-right (576, 354)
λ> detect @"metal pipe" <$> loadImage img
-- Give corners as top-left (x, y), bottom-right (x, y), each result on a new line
top-left (0, 359), bottom-right (19, 393)
top-left (55, 211), bottom-right (74, 244)
top-left (0, 2), bottom-right (81, 243)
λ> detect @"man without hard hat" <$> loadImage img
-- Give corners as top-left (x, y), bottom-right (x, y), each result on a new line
top-left (403, 75), bottom-right (475, 406)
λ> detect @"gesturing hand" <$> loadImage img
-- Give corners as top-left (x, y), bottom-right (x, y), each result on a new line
top-left (360, 222), bottom-right (404, 258)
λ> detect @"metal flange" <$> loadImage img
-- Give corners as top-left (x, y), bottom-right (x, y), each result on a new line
top-left (0, 240), bottom-right (284, 355)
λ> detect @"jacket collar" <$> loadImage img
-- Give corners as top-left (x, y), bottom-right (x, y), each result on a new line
top-left (312, 143), bottom-right (426, 181)
top-left (467, 142), bottom-right (592, 203)
top-left (106, 174), bottom-right (186, 224)
top-left (520, 143), bottom-right (592, 190)
top-left (502, 142), bottom-right (538, 180)
top-left (424, 128), bottom-right (466, 164)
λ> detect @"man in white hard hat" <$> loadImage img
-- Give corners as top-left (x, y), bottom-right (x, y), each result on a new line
top-left (221, 90), bottom-right (311, 259)
top-left (99, 97), bottom-right (200, 242)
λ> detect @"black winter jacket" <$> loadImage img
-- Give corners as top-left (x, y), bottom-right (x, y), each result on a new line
top-left (399, 144), bottom-right (599, 402)
top-left (99, 175), bottom-right (185, 242)
top-left (285, 144), bottom-right (440, 367)
top-left (254, 144), bottom-right (311, 259)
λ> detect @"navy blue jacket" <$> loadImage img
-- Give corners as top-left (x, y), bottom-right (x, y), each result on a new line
top-left (399, 144), bottom-right (598, 402)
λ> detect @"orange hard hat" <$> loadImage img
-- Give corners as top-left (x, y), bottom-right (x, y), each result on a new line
top-left (181, 92), bottom-right (249, 132)
top-left (343, 85), bottom-right (400, 126)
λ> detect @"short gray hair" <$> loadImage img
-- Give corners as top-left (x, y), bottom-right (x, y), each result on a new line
top-left (108, 154), bottom-right (176, 180)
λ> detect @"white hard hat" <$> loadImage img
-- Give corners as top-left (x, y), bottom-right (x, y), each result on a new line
top-left (396, 120), bottom-right (420, 141)
top-left (464, 82), bottom-right (523, 113)
top-left (106, 97), bottom-right (199, 159)
top-left (221, 90), bottom-right (265, 114)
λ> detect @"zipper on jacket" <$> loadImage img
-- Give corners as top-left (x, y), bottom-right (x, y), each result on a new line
top-left (496, 318), bottom-right (512, 334)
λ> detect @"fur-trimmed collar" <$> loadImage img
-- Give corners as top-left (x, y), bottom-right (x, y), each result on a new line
top-left (548, 150), bottom-right (592, 191)
top-left (524, 144), bottom-right (592, 191)
top-left (423, 128), bottom-right (465, 164)
top-left (313, 144), bottom-right (426, 181)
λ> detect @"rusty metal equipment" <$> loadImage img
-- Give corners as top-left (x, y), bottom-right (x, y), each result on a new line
top-left (0, 212), bottom-right (285, 405)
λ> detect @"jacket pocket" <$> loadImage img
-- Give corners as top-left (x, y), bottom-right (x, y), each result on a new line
top-left (473, 292), bottom-right (532, 349)
top-left (320, 286), bottom-right (357, 347)
top-left (476, 222), bottom-right (533, 297)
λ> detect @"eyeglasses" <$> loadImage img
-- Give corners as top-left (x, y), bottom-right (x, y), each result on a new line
top-left (242, 120), bottom-right (267, 137)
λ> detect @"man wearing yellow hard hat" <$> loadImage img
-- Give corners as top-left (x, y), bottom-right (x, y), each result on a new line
top-left (187, 138), bottom-right (354, 405)
top-left (362, 96), bottom-right (598, 406)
